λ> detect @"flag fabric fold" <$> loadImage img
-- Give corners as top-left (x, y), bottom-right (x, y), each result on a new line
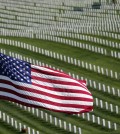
top-left (0, 53), bottom-right (93, 114)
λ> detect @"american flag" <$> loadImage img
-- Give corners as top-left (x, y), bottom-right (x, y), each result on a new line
top-left (0, 53), bottom-right (93, 114)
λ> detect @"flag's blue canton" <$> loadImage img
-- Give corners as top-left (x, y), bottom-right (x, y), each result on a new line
top-left (0, 53), bottom-right (31, 84)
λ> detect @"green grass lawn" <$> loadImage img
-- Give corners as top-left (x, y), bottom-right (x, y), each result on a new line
top-left (0, 120), bottom-right (20, 134)
top-left (0, 36), bottom-right (119, 73)
top-left (0, 1), bottom-right (120, 133)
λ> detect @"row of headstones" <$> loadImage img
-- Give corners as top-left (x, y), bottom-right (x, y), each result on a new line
top-left (0, 2), bottom-right (119, 30)
top-left (12, 101), bottom-right (118, 131)
top-left (36, 20), bottom-right (120, 38)
top-left (0, 22), bottom-right (32, 30)
top-left (3, 0), bottom-right (119, 6)
top-left (1, 5), bottom-right (119, 25)
top-left (102, 5), bottom-right (120, 10)
top-left (32, 26), bottom-right (120, 41)
top-left (31, 33), bottom-right (120, 60)
top-left (87, 79), bottom-right (120, 97)
top-left (1, 20), bottom-right (119, 41)
top-left (0, 30), bottom-right (120, 61)
top-left (65, 4), bottom-right (120, 15)
top-left (14, 10), bottom-right (120, 34)
top-left (0, 29), bottom-right (34, 38)
top-left (20, 13), bottom-right (54, 20)
top-left (34, 2), bottom-right (71, 10)
top-left (83, 7), bottom-right (120, 14)
top-left (5, 3), bottom-right (63, 14)
top-left (0, 5), bottom-right (119, 36)
top-left (58, 24), bottom-right (119, 35)
top-left (0, 17), bottom-right (53, 29)
top-left (71, 8), bottom-right (120, 16)
top-left (5, 0), bottom-right (103, 11)
top-left (68, 72), bottom-right (120, 97)
top-left (0, 38), bottom-right (119, 80)
top-left (0, 0), bottom-right (36, 7)
top-left (111, 50), bottom-right (120, 59)
top-left (12, 102), bottom-right (82, 134)
top-left (16, 0), bottom-right (70, 10)
top-left (33, 33), bottom-right (105, 55)
top-left (1, 9), bottom-right (119, 47)
top-left (45, 30), bottom-right (120, 49)
top-left (0, 49), bottom-right (119, 98)
top-left (1, 14), bottom-right (119, 36)
top-left (0, 110), bottom-right (40, 134)
top-left (95, 97), bottom-right (119, 114)
top-left (0, 15), bottom-right (55, 27)
top-left (0, 15), bottom-right (57, 28)
top-left (63, 11), bottom-right (120, 22)
top-left (0, 0), bottom-right (98, 12)
top-left (61, 12), bottom-right (119, 23)
top-left (58, 11), bottom-right (118, 23)
top-left (0, 12), bottom-right (120, 42)
top-left (76, 112), bottom-right (118, 130)
top-left (0, 0), bottom-right (119, 22)
top-left (1, 4), bottom-right (58, 21)
top-left (0, 12), bottom-right (15, 19)
top-left (1, 4), bottom-right (119, 24)
top-left (0, 10), bottom-right (110, 27)
top-left (0, 7), bottom-right (53, 23)
top-left (0, 0), bottom-right (71, 12)
top-left (14, 4), bottom-right (120, 21)
top-left (0, 0), bottom-right (119, 29)
top-left (1, 15), bottom-right (54, 29)
top-left (57, 18), bottom-right (119, 33)
top-left (60, 27), bottom-right (120, 40)
top-left (1, 0), bottom-right (119, 13)
top-left (37, 33), bottom-right (120, 68)
top-left (0, 12), bottom-right (54, 22)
